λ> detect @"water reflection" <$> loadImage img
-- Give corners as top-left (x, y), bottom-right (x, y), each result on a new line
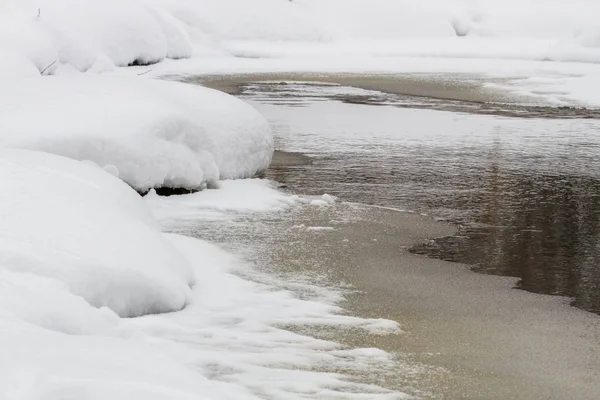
top-left (411, 173), bottom-right (600, 314)
top-left (244, 81), bottom-right (600, 315)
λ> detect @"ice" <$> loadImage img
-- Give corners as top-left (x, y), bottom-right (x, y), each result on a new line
top-left (0, 149), bottom-right (194, 318)
top-left (0, 76), bottom-right (273, 192)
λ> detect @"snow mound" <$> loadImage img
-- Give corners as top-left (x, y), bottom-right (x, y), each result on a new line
top-left (0, 76), bottom-right (273, 192)
top-left (0, 149), bottom-right (194, 317)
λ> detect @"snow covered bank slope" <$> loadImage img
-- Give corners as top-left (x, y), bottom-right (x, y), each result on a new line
top-left (0, 150), bottom-right (195, 317)
top-left (0, 149), bottom-right (404, 399)
top-left (0, 76), bottom-right (273, 192)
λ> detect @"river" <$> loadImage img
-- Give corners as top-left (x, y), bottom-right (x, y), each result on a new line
top-left (189, 75), bottom-right (600, 399)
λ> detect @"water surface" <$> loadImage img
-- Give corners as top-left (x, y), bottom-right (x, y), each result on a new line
top-left (240, 81), bottom-right (600, 314)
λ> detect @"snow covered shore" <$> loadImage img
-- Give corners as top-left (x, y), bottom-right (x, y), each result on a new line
top-left (2, 0), bottom-right (599, 106)
top-left (1, 1), bottom-right (599, 399)
top-left (0, 76), bottom-right (273, 192)
top-left (0, 149), bottom-right (405, 399)
top-left (2, 0), bottom-right (600, 77)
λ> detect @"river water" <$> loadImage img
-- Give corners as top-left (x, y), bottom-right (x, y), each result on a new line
top-left (179, 77), bottom-right (600, 399)
top-left (236, 81), bottom-right (600, 315)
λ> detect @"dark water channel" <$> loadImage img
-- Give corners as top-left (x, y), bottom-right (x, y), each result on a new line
top-left (239, 81), bottom-right (600, 315)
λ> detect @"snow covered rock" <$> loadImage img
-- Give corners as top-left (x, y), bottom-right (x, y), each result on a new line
top-left (0, 76), bottom-right (273, 192)
top-left (0, 149), bottom-right (195, 317)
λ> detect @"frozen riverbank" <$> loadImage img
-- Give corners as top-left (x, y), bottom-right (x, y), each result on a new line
top-left (2, 1), bottom-right (600, 399)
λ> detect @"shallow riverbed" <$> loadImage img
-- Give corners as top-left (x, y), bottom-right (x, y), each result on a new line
top-left (233, 80), bottom-right (600, 316)
top-left (185, 75), bottom-right (600, 399)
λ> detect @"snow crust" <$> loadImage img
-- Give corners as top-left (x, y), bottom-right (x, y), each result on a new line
top-left (0, 76), bottom-right (272, 192)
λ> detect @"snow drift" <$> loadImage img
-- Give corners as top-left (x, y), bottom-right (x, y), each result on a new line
top-left (0, 76), bottom-right (273, 192)
top-left (0, 149), bottom-right (195, 317)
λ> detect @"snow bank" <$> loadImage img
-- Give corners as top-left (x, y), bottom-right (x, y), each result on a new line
top-left (0, 149), bottom-right (194, 317)
top-left (1, 0), bottom-right (600, 76)
top-left (0, 0), bottom-right (327, 75)
top-left (0, 76), bottom-right (273, 192)
top-left (0, 0), bottom-right (194, 74)
top-left (0, 150), bottom-right (405, 399)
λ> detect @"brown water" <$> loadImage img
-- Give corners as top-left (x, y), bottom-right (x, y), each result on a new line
top-left (236, 80), bottom-right (600, 315)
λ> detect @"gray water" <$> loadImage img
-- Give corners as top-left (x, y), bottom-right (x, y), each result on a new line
top-left (240, 81), bottom-right (600, 315)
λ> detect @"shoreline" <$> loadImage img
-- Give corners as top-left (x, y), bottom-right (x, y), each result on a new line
top-left (249, 192), bottom-right (600, 399)
top-left (266, 149), bottom-right (600, 399)
top-left (190, 72), bottom-right (600, 119)
top-left (235, 80), bottom-right (600, 399)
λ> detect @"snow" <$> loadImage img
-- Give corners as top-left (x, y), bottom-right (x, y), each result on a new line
top-left (1, 1), bottom-right (600, 399)
top-left (0, 149), bottom-right (194, 318)
top-left (306, 226), bottom-right (336, 231)
top-left (0, 76), bottom-right (273, 192)
top-left (0, 0), bottom-right (599, 105)
top-left (0, 149), bottom-right (405, 399)
top-left (145, 179), bottom-right (300, 228)
top-left (0, 0), bottom-right (599, 74)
